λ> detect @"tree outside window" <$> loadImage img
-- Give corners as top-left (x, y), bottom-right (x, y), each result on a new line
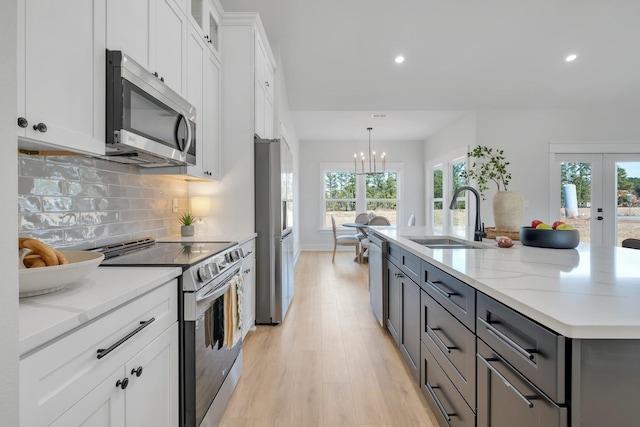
top-left (323, 170), bottom-right (398, 227)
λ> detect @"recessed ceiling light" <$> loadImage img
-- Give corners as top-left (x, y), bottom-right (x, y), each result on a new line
top-left (395, 55), bottom-right (405, 64)
top-left (371, 114), bottom-right (388, 119)
top-left (565, 54), bottom-right (578, 62)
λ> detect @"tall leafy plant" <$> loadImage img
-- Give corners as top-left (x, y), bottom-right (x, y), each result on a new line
top-left (461, 146), bottom-right (512, 199)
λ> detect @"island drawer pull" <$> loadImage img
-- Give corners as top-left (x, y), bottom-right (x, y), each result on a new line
top-left (427, 325), bottom-right (457, 353)
top-left (477, 353), bottom-right (535, 408)
top-left (427, 280), bottom-right (457, 299)
top-left (425, 383), bottom-right (455, 422)
top-left (96, 318), bottom-right (155, 360)
top-left (478, 317), bottom-right (536, 360)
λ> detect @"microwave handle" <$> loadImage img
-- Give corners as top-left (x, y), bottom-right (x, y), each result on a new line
top-left (177, 111), bottom-right (192, 159)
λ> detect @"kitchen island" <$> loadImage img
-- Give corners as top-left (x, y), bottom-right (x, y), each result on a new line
top-left (369, 226), bottom-right (640, 427)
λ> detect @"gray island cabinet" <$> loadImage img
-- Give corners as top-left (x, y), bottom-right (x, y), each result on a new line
top-left (370, 226), bottom-right (640, 427)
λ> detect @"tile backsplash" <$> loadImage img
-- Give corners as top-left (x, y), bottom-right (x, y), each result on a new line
top-left (18, 154), bottom-right (189, 249)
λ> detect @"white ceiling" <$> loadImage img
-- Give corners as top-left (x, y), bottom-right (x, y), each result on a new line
top-left (220, 0), bottom-right (640, 141)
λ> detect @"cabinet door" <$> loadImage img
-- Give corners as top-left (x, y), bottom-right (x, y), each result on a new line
top-left (185, 23), bottom-right (207, 178)
top-left (152, 0), bottom-right (186, 95)
top-left (50, 367), bottom-right (126, 427)
top-left (18, 0), bottom-right (106, 155)
top-left (264, 94), bottom-right (274, 139)
top-left (477, 340), bottom-right (567, 427)
top-left (106, 0), bottom-right (152, 68)
top-left (241, 240), bottom-right (256, 337)
top-left (386, 261), bottom-right (402, 345)
top-left (204, 54), bottom-right (221, 179)
top-left (125, 323), bottom-right (179, 427)
top-left (254, 78), bottom-right (266, 138)
top-left (400, 277), bottom-right (420, 383)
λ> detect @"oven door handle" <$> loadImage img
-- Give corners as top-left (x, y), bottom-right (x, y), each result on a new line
top-left (196, 282), bottom-right (230, 306)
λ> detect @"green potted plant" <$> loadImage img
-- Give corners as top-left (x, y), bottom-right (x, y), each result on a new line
top-left (179, 213), bottom-right (196, 237)
top-left (461, 145), bottom-right (523, 232)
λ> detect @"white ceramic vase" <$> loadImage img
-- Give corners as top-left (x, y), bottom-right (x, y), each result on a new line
top-left (492, 191), bottom-right (524, 232)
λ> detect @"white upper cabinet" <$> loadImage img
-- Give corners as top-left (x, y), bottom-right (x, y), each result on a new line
top-left (107, 0), bottom-right (187, 96)
top-left (254, 33), bottom-right (276, 139)
top-left (188, 0), bottom-right (222, 59)
top-left (17, 0), bottom-right (106, 156)
top-left (204, 54), bottom-right (221, 179)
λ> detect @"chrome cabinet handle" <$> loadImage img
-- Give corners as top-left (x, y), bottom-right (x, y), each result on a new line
top-left (425, 383), bottom-right (455, 422)
top-left (478, 317), bottom-right (536, 360)
top-left (477, 353), bottom-right (535, 408)
top-left (96, 318), bottom-right (155, 359)
top-left (427, 325), bottom-right (457, 353)
top-left (427, 280), bottom-right (457, 299)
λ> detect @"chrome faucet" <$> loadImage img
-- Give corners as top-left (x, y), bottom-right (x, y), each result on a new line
top-left (449, 186), bottom-right (487, 241)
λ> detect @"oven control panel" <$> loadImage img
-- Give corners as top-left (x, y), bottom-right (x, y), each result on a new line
top-left (183, 245), bottom-right (241, 292)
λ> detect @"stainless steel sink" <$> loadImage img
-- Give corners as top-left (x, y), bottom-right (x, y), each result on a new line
top-left (404, 236), bottom-right (488, 249)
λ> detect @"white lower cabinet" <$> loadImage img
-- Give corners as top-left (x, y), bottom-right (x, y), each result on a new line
top-left (20, 280), bottom-right (178, 427)
top-left (240, 238), bottom-right (256, 338)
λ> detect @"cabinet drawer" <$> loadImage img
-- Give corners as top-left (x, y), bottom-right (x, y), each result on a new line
top-left (422, 342), bottom-right (475, 427)
top-left (20, 280), bottom-right (178, 426)
top-left (477, 340), bottom-right (568, 427)
top-left (422, 291), bottom-right (476, 409)
top-left (400, 249), bottom-right (420, 283)
top-left (476, 292), bottom-right (566, 404)
top-left (422, 261), bottom-right (475, 331)
top-left (387, 242), bottom-right (401, 266)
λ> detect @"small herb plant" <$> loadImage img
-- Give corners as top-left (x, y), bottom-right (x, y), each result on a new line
top-left (179, 213), bottom-right (196, 226)
top-left (461, 145), bottom-right (512, 199)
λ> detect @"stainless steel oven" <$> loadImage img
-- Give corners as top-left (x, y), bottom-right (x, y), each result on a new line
top-left (97, 238), bottom-right (245, 427)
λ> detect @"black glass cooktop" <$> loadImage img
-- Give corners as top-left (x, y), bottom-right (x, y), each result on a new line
top-left (99, 241), bottom-right (236, 269)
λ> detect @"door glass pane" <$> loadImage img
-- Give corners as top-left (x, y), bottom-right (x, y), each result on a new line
top-left (190, 0), bottom-right (203, 27)
top-left (324, 172), bottom-right (356, 227)
top-left (616, 162), bottom-right (640, 246)
top-left (451, 160), bottom-right (467, 238)
top-left (559, 162), bottom-right (592, 243)
top-left (433, 201), bottom-right (443, 233)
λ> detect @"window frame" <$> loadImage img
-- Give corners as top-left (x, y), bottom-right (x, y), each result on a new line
top-left (320, 162), bottom-right (402, 230)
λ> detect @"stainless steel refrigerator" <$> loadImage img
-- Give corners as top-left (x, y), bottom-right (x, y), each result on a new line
top-left (254, 136), bottom-right (294, 324)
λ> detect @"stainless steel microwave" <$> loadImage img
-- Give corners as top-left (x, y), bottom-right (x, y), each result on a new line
top-left (105, 50), bottom-right (196, 167)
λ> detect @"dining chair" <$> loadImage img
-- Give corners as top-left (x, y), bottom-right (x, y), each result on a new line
top-left (368, 216), bottom-right (391, 226)
top-left (407, 214), bottom-right (415, 226)
top-left (622, 238), bottom-right (640, 250)
top-left (331, 215), bottom-right (361, 262)
top-left (355, 212), bottom-right (369, 224)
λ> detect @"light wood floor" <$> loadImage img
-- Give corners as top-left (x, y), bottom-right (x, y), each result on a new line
top-left (220, 251), bottom-right (439, 427)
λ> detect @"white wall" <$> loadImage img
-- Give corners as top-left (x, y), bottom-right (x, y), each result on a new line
top-left (426, 109), bottom-right (640, 227)
top-left (1, 0), bottom-right (20, 423)
top-left (299, 139), bottom-right (425, 250)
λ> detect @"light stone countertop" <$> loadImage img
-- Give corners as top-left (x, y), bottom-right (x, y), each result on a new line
top-left (19, 266), bottom-right (181, 356)
top-left (371, 226), bottom-right (640, 339)
top-left (159, 233), bottom-right (257, 245)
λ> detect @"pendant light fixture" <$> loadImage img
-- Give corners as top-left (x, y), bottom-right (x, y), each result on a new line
top-left (354, 127), bottom-right (386, 175)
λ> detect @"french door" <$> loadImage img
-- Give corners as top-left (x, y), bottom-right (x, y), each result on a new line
top-left (551, 153), bottom-right (640, 246)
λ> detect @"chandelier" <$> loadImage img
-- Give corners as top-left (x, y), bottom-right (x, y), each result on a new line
top-left (354, 127), bottom-right (386, 175)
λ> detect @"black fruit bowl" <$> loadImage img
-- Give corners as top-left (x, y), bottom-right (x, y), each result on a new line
top-left (519, 227), bottom-right (580, 249)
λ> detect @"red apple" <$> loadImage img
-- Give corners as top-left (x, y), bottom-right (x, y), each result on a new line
top-left (531, 219), bottom-right (543, 228)
top-left (552, 221), bottom-right (565, 229)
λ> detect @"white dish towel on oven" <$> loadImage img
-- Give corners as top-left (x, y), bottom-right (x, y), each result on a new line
top-left (223, 273), bottom-right (243, 349)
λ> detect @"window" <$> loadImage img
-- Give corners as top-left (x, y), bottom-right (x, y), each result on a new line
top-left (426, 150), bottom-right (470, 238)
top-left (324, 171), bottom-right (356, 228)
top-left (366, 172), bottom-right (398, 224)
top-left (323, 166), bottom-right (399, 228)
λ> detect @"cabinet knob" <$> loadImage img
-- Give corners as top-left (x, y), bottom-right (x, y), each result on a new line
top-left (116, 377), bottom-right (129, 390)
top-left (153, 71), bottom-right (159, 78)
top-left (33, 122), bottom-right (47, 133)
top-left (265, 81), bottom-right (269, 87)
top-left (131, 366), bottom-right (143, 377)
top-left (160, 76), bottom-right (165, 82)
top-left (17, 117), bottom-right (28, 128)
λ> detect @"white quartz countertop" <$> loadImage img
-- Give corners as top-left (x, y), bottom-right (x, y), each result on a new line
top-left (371, 226), bottom-right (640, 339)
top-left (19, 266), bottom-right (181, 356)
top-left (159, 233), bottom-right (257, 245)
